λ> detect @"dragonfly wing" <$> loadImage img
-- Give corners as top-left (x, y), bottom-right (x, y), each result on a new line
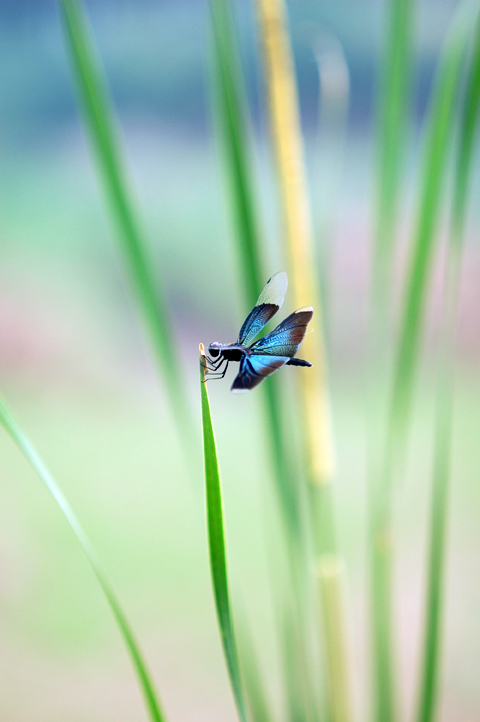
top-left (231, 355), bottom-right (288, 393)
top-left (251, 306), bottom-right (313, 357)
top-left (238, 271), bottom-right (288, 345)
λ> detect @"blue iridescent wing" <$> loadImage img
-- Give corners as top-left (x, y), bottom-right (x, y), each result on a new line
top-left (251, 306), bottom-right (313, 357)
top-left (237, 271), bottom-right (288, 346)
top-left (231, 355), bottom-right (288, 393)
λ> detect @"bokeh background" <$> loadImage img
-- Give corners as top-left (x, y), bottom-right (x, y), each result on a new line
top-left (1, 1), bottom-right (479, 720)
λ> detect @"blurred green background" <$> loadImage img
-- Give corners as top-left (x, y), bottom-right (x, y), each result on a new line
top-left (1, 1), bottom-right (479, 720)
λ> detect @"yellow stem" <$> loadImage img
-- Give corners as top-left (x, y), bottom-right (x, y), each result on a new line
top-left (256, 0), bottom-right (334, 486)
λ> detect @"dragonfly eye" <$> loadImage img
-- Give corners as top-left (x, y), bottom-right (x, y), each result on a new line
top-left (208, 343), bottom-right (221, 358)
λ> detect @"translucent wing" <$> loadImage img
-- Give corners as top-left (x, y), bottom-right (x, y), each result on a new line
top-left (251, 306), bottom-right (313, 357)
top-left (237, 271), bottom-right (288, 346)
top-left (231, 355), bottom-right (288, 393)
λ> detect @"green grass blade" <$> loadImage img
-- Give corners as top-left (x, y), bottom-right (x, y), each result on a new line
top-left (371, 5), bottom-right (476, 721)
top-left (451, 10), bottom-right (480, 243)
top-left (390, 0), bottom-right (474, 446)
top-left (373, 0), bottom-right (414, 303)
top-left (368, 7), bottom-right (414, 719)
top-left (317, 556), bottom-right (353, 722)
top-left (59, 0), bottom-right (192, 440)
top-left (237, 612), bottom-right (275, 722)
top-left (416, 13), bottom-right (480, 722)
top-left (208, 7), bottom-right (312, 718)
top-left (209, 0), bottom-right (264, 303)
top-left (199, 347), bottom-right (248, 722)
top-left (0, 397), bottom-right (166, 722)
top-left (209, 0), bottom-right (303, 537)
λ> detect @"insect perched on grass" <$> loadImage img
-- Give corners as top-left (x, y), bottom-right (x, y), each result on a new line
top-left (205, 271), bottom-right (313, 392)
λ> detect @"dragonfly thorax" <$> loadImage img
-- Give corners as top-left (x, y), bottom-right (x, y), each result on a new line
top-left (208, 342), bottom-right (245, 362)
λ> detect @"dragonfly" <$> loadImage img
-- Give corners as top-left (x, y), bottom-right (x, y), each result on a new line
top-left (204, 271), bottom-right (313, 392)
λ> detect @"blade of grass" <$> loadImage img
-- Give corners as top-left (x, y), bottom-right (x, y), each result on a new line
top-left (367, 5), bottom-right (414, 720)
top-left (237, 610), bottom-right (275, 722)
top-left (370, 5), bottom-right (476, 721)
top-left (209, 0), bottom-right (302, 541)
top-left (373, 0), bottom-right (414, 312)
top-left (312, 30), bottom-right (350, 327)
top-left (199, 345), bottom-right (248, 722)
top-left (59, 0), bottom-right (193, 444)
top-left (254, 2), bottom-right (351, 721)
top-left (208, 8), bottom-right (316, 719)
top-left (389, 1), bottom-right (474, 442)
top-left (209, 0), bottom-right (264, 304)
top-left (255, 0), bottom-right (335, 491)
top-left (367, 0), bottom-right (414, 623)
top-left (0, 397), bottom-right (166, 722)
top-left (416, 12), bottom-right (480, 722)
top-left (317, 556), bottom-right (353, 722)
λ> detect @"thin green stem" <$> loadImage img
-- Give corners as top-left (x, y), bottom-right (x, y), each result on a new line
top-left (199, 349), bottom-right (248, 722)
top-left (370, 6), bottom-right (474, 721)
top-left (60, 0), bottom-right (194, 445)
top-left (0, 398), bottom-right (166, 722)
top-left (416, 12), bottom-right (480, 722)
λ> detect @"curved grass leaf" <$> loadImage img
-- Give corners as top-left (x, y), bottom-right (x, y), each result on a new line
top-left (59, 0), bottom-right (193, 444)
top-left (209, 0), bottom-right (302, 539)
top-left (255, 0), bottom-right (335, 490)
top-left (313, 31), bottom-right (350, 326)
top-left (373, 0), bottom-right (414, 305)
top-left (371, 4), bottom-right (478, 721)
top-left (209, 0), bottom-right (264, 305)
top-left (368, 6), bottom-right (414, 719)
top-left (237, 609), bottom-right (275, 722)
top-left (254, 2), bottom-right (352, 721)
top-left (208, 7), bottom-right (322, 719)
top-left (317, 556), bottom-right (353, 722)
top-left (389, 0), bottom-right (475, 450)
top-left (416, 12), bottom-right (480, 722)
top-left (199, 345), bottom-right (247, 722)
top-left (0, 397), bottom-right (166, 722)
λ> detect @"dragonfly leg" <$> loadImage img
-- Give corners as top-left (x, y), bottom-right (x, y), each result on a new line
top-left (204, 360), bottom-right (229, 382)
top-left (205, 354), bottom-right (226, 370)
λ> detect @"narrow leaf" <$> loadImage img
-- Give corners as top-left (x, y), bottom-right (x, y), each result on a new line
top-left (373, 0), bottom-right (414, 302)
top-left (208, 7), bottom-right (310, 717)
top-left (237, 612), bottom-right (275, 722)
top-left (199, 345), bottom-right (248, 722)
top-left (59, 0), bottom-right (193, 441)
top-left (209, 0), bottom-right (303, 538)
top-left (209, 0), bottom-right (264, 304)
top-left (0, 397), bottom-right (166, 722)
top-left (390, 0), bottom-right (474, 446)
top-left (416, 12), bottom-right (480, 722)
top-left (371, 5), bottom-right (477, 722)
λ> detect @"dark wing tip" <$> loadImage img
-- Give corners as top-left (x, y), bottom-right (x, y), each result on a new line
top-left (295, 306), bottom-right (313, 317)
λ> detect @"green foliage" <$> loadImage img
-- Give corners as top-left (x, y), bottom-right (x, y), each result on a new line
top-left (209, 0), bottom-right (301, 540)
top-left (199, 352), bottom-right (248, 722)
top-left (374, 0), bottom-right (414, 299)
top-left (371, 3), bottom-right (480, 722)
top-left (237, 616), bottom-right (274, 722)
top-left (3, 0), bottom-right (479, 718)
top-left (416, 12), bottom-right (480, 722)
top-left (391, 1), bottom-right (474, 445)
top-left (60, 0), bottom-right (193, 443)
top-left (0, 397), bottom-right (166, 722)
top-left (209, 0), bottom-right (264, 304)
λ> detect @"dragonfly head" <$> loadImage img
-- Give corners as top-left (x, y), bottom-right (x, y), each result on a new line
top-left (208, 342), bottom-right (222, 358)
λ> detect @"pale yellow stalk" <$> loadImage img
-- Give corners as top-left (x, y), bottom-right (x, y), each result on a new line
top-left (255, 2), bottom-right (353, 720)
top-left (318, 556), bottom-right (353, 722)
top-left (256, 0), bottom-right (334, 485)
